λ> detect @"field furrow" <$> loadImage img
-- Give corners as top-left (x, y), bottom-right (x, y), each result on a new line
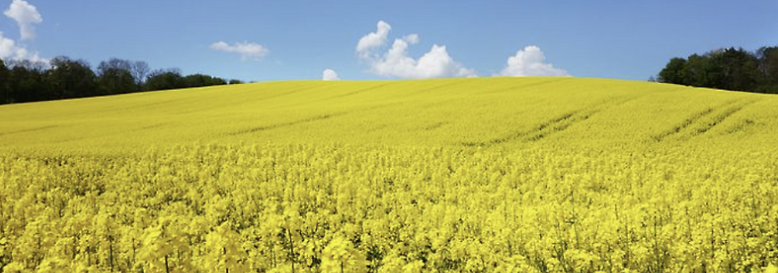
top-left (651, 99), bottom-right (743, 142)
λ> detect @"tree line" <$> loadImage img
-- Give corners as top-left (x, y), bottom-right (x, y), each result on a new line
top-left (658, 46), bottom-right (778, 94)
top-left (0, 57), bottom-right (243, 105)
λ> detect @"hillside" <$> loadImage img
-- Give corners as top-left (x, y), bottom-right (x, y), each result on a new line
top-left (1, 77), bottom-right (777, 155)
top-left (2, 78), bottom-right (778, 272)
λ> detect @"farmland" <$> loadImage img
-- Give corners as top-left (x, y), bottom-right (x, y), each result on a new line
top-left (1, 78), bottom-right (778, 272)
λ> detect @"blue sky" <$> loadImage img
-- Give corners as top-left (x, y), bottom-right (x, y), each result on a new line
top-left (1, 0), bottom-right (776, 82)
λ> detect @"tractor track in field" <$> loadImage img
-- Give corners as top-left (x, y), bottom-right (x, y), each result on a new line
top-left (694, 100), bottom-right (756, 135)
top-left (412, 80), bottom-right (469, 94)
top-left (462, 109), bottom-right (581, 147)
top-left (226, 101), bottom-right (407, 136)
top-left (322, 82), bottom-right (397, 101)
top-left (121, 99), bottom-right (179, 111)
top-left (524, 108), bottom-right (598, 142)
top-left (485, 77), bottom-right (574, 94)
top-left (132, 122), bottom-right (173, 132)
top-left (114, 83), bottom-right (324, 114)
top-left (174, 84), bottom-right (330, 115)
top-left (228, 112), bottom-right (350, 135)
top-left (423, 122), bottom-right (447, 131)
top-left (463, 96), bottom-right (637, 147)
top-left (651, 99), bottom-right (751, 142)
top-left (318, 80), bottom-right (464, 103)
top-left (253, 84), bottom-right (330, 101)
top-left (0, 125), bottom-right (60, 137)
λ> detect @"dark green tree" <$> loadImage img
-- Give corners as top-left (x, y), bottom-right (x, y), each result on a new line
top-left (659, 45), bottom-right (778, 94)
top-left (681, 53), bottom-right (724, 88)
top-left (1, 56), bottom-right (237, 104)
top-left (48, 56), bottom-right (98, 99)
top-left (756, 46), bottom-right (778, 93)
top-left (131, 61), bottom-right (150, 89)
top-left (658, 57), bottom-right (687, 85)
top-left (5, 60), bottom-right (50, 103)
top-left (0, 59), bottom-right (9, 104)
top-left (144, 69), bottom-right (185, 91)
top-left (710, 47), bottom-right (761, 92)
top-left (97, 58), bottom-right (139, 95)
top-left (183, 74), bottom-right (227, 88)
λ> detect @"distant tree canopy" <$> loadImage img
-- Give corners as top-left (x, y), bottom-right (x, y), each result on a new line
top-left (658, 46), bottom-right (778, 94)
top-left (0, 56), bottom-right (245, 105)
top-left (184, 74), bottom-right (228, 88)
top-left (757, 46), bottom-right (778, 92)
top-left (6, 60), bottom-right (49, 103)
top-left (49, 56), bottom-right (98, 99)
top-left (97, 58), bottom-right (138, 95)
top-left (0, 59), bottom-right (8, 104)
top-left (145, 69), bottom-right (186, 91)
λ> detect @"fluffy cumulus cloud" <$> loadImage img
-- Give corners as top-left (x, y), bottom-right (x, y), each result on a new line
top-left (356, 20), bottom-right (391, 55)
top-left (1, 0), bottom-right (46, 63)
top-left (4, 0), bottom-right (42, 41)
top-left (0, 32), bottom-right (15, 59)
top-left (210, 41), bottom-right (269, 61)
top-left (0, 31), bottom-right (44, 62)
top-left (322, 69), bottom-right (340, 81)
top-left (498, 46), bottom-right (569, 77)
top-left (356, 21), bottom-right (476, 79)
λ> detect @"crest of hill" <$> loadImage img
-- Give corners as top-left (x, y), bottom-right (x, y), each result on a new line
top-left (1, 77), bottom-right (776, 155)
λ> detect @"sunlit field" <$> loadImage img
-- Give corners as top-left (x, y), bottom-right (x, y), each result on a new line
top-left (2, 78), bottom-right (778, 272)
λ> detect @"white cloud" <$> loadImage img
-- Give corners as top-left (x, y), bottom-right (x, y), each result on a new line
top-left (498, 45), bottom-right (569, 77)
top-left (322, 69), bottom-right (340, 81)
top-left (210, 41), bottom-right (269, 61)
top-left (4, 0), bottom-right (42, 41)
top-left (356, 20), bottom-right (390, 56)
top-left (356, 21), bottom-right (476, 79)
top-left (402, 34), bottom-right (419, 45)
top-left (0, 31), bottom-right (46, 63)
top-left (0, 32), bottom-right (15, 59)
top-left (0, 1), bottom-right (47, 63)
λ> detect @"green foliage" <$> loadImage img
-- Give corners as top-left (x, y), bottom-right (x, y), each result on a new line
top-left (713, 48), bottom-right (762, 91)
top-left (658, 57), bottom-right (686, 85)
top-left (144, 69), bottom-right (185, 91)
top-left (757, 46), bottom-right (778, 92)
top-left (5, 60), bottom-right (50, 103)
top-left (144, 70), bottom-right (228, 91)
top-left (683, 53), bottom-right (722, 88)
top-left (659, 46), bottom-right (776, 93)
top-left (48, 56), bottom-right (98, 99)
top-left (183, 74), bottom-right (227, 88)
top-left (0, 59), bottom-right (8, 104)
top-left (0, 56), bottom-right (237, 105)
top-left (97, 58), bottom-right (140, 95)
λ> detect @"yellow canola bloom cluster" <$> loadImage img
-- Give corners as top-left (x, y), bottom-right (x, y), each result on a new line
top-left (1, 143), bottom-right (777, 272)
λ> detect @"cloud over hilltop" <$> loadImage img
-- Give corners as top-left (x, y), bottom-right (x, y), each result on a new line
top-left (498, 45), bottom-right (569, 77)
top-left (322, 69), bottom-right (340, 81)
top-left (356, 20), bottom-right (476, 79)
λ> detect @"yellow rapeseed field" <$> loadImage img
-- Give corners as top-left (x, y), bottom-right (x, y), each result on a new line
top-left (1, 78), bottom-right (778, 272)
